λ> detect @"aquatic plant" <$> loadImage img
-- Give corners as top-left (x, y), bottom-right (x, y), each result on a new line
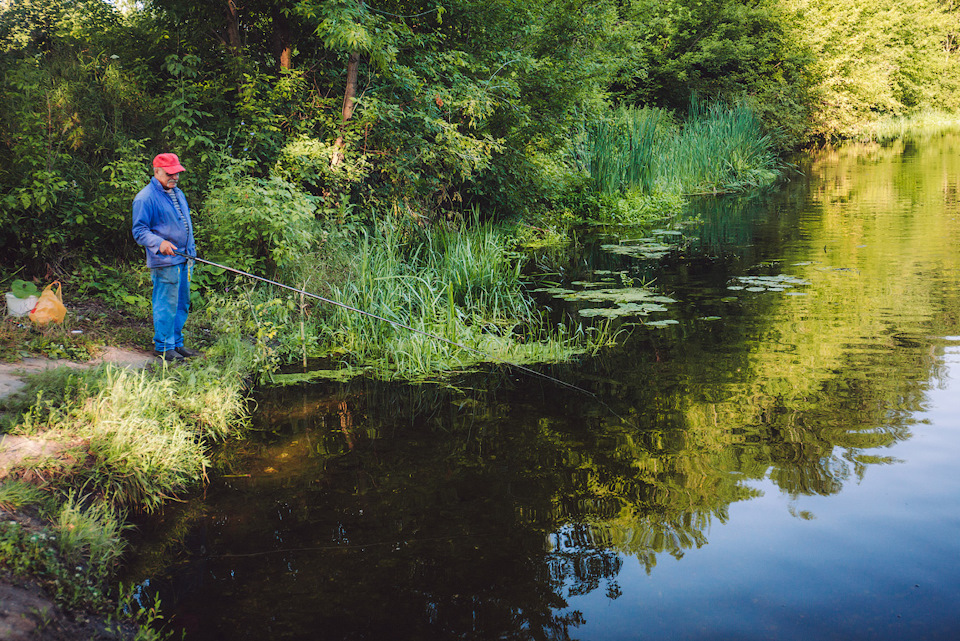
top-left (664, 97), bottom-right (779, 194)
top-left (588, 106), bottom-right (673, 195)
top-left (305, 221), bottom-right (605, 378)
top-left (583, 99), bottom-right (780, 221)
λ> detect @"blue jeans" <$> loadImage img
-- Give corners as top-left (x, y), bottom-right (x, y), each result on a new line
top-left (151, 262), bottom-right (191, 353)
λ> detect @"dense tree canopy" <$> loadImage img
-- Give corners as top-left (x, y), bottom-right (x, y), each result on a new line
top-left (1, 0), bottom-right (958, 268)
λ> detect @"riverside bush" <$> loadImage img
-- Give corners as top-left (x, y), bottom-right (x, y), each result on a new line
top-left (201, 155), bottom-right (320, 274)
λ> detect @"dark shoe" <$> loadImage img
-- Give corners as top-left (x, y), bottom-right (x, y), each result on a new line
top-left (175, 346), bottom-right (200, 358)
top-left (154, 349), bottom-right (185, 362)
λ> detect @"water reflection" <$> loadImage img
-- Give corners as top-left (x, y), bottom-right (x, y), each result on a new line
top-left (134, 133), bottom-right (960, 640)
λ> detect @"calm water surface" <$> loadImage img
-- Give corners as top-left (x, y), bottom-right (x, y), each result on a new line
top-left (135, 134), bottom-right (960, 640)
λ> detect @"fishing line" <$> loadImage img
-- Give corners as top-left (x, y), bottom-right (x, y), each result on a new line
top-left (176, 251), bottom-right (631, 423)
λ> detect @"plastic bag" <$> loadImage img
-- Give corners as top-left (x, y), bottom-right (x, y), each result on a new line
top-left (29, 281), bottom-right (67, 325)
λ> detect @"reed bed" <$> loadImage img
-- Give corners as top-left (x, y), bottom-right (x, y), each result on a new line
top-left (312, 222), bottom-right (603, 377)
top-left (586, 98), bottom-right (780, 203)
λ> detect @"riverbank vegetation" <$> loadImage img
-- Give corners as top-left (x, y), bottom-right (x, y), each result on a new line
top-left (2, 0), bottom-right (960, 636)
top-left (0, 344), bottom-right (251, 638)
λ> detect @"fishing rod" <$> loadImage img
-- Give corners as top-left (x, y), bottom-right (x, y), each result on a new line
top-left (175, 251), bottom-right (609, 404)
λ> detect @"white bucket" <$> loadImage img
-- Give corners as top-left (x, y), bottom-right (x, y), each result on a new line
top-left (5, 292), bottom-right (38, 317)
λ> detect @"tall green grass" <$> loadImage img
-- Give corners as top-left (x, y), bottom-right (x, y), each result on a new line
top-left (11, 357), bottom-right (248, 512)
top-left (323, 222), bottom-right (542, 376)
top-left (586, 98), bottom-right (780, 203)
top-left (589, 107), bottom-right (673, 195)
top-left (245, 220), bottom-right (612, 378)
top-left (667, 97), bottom-right (779, 193)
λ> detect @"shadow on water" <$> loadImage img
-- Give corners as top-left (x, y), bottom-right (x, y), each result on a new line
top-left (126, 133), bottom-right (960, 640)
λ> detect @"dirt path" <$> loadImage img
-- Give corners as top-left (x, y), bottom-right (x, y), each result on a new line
top-left (0, 347), bottom-right (155, 401)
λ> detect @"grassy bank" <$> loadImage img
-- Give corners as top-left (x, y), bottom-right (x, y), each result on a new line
top-left (848, 109), bottom-right (960, 143)
top-left (0, 340), bottom-right (252, 638)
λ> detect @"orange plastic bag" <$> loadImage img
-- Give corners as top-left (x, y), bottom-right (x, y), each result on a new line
top-left (29, 281), bottom-right (67, 325)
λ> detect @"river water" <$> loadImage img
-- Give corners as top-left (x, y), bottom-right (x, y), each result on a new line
top-left (137, 134), bottom-right (960, 640)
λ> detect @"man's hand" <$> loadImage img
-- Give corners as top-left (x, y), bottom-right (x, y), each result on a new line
top-left (158, 240), bottom-right (178, 256)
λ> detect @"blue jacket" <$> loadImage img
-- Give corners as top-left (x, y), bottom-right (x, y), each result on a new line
top-left (132, 177), bottom-right (196, 268)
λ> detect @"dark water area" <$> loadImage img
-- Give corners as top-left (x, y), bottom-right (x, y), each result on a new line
top-left (131, 134), bottom-right (960, 640)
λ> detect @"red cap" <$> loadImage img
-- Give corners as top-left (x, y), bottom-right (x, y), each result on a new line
top-left (153, 153), bottom-right (185, 173)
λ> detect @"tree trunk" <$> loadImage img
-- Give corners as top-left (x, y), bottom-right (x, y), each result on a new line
top-left (272, 4), bottom-right (293, 71)
top-left (224, 0), bottom-right (242, 56)
top-left (331, 51), bottom-right (360, 166)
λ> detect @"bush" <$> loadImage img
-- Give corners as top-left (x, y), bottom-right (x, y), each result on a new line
top-left (200, 154), bottom-right (320, 274)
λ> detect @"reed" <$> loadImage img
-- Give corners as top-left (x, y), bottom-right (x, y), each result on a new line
top-left (588, 106), bottom-right (672, 195)
top-left (665, 97), bottom-right (778, 193)
top-left (305, 220), bottom-right (606, 378)
top-left (586, 98), bottom-right (779, 201)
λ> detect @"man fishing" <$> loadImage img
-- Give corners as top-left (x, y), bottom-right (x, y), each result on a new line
top-left (132, 153), bottom-right (198, 361)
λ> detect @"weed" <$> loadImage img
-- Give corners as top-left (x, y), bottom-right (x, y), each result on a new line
top-left (580, 99), bottom-right (781, 223)
top-left (0, 518), bottom-right (108, 610)
top-left (0, 480), bottom-right (47, 511)
top-left (54, 492), bottom-right (129, 584)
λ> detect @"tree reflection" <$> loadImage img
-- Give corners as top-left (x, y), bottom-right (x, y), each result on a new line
top-left (145, 134), bottom-right (960, 639)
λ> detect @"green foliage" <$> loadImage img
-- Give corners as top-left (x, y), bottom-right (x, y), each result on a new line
top-left (273, 136), bottom-right (370, 217)
top-left (0, 519), bottom-right (109, 609)
top-left (1, 0), bottom-right (959, 272)
top-left (791, 0), bottom-right (960, 140)
top-left (159, 53), bottom-right (215, 164)
top-left (0, 4), bottom-right (158, 267)
top-left (584, 99), bottom-right (779, 222)
top-left (316, 219), bottom-right (586, 377)
top-left (10, 279), bottom-right (39, 299)
top-left (201, 156), bottom-right (320, 273)
top-left (76, 258), bottom-right (152, 314)
top-left (587, 106), bottom-right (674, 194)
top-left (666, 97), bottom-right (779, 193)
top-left (616, 0), bottom-right (815, 145)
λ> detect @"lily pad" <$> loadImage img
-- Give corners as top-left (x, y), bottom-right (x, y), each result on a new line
top-left (601, 243), bottom-right (675, 259)
top-left (729, 274), bottom-right (811, 292)
top-left (644, 319), bottom-right (680, 327)
top-left (568, 287), bottom-right (676, 305)
top-left (578, 301), bottom-right (669, 318)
